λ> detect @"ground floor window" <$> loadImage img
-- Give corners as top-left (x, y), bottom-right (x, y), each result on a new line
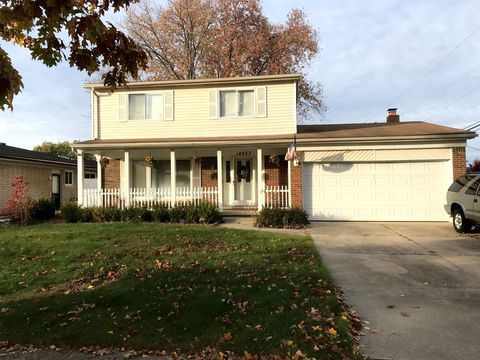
top-left (84, 173), bottom-right (96, 179)
top-left (65, 171), bottom-right (73, 185)
top-left (133, 160), bottom-right (191, 188)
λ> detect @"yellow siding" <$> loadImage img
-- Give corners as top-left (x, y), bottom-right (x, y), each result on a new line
top-left (96, 81), bottom-right (296, 140)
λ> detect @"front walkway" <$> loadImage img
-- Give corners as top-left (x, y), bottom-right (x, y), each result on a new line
top-left (310, 222), bottom-right (480, 360)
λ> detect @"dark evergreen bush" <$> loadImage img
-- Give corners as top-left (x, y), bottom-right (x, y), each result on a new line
top-left (61, 201), bottom-right (82, 223)
top-left (255, 207), bottom-right (308, 229)
top-left (32, 198), bottom-right (55, 221)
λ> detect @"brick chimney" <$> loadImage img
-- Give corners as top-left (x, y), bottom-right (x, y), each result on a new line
top-left (386, 108), bottom-right (400, 124)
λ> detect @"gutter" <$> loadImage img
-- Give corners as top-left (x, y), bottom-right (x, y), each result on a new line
top-left (0, 155), bottom-right (97, 169)
top-left (82, 74), bottom-right (301, 90)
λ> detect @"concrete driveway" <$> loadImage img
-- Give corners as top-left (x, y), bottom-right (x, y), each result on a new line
top-left (310, 222), bottom-right (480, 360)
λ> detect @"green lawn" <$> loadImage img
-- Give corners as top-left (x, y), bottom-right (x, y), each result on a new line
top-left (0, 224), bottom-right (360, 358)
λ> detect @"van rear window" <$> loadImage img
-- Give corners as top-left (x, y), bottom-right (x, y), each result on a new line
top-left (449, 175), bottom-right (476, 192)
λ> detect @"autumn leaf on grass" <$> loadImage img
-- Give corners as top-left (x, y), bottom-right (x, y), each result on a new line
top-left (219, 332), bottom-right (233, 343)
top-left (327, 327), bottom-right (337, 336)
top-left (155, 259), bottom-right (173, 272)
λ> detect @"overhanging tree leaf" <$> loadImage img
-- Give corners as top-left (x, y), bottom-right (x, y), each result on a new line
top-left (0, 0), bottom-right (148, 110)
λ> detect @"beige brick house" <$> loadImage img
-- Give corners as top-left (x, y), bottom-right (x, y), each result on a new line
top-left (73, 74), bottom-right (476, 221)
top-left (0, 143), bottom-right (96, 212)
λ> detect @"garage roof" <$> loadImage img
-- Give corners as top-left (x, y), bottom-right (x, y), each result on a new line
top-left (0, 143), bottom-right (96, 168)
top-left (297, 121), bottom-right (476, 139)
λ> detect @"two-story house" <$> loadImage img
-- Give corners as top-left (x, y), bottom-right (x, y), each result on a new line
top-left (73, 74), bottom-right (476, 221)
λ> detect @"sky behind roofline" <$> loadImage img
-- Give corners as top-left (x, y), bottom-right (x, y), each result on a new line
top-left (1, 0), bottom-right (480, 161)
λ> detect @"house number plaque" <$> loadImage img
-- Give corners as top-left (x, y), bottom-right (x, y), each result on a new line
top-left (236, 151), bottom-right (252, 157)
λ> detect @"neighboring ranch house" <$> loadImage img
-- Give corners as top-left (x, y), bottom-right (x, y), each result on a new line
top-left (73, 74), bottom-right (476, 221)
top-left (0, 143), bottom-right (97, 211)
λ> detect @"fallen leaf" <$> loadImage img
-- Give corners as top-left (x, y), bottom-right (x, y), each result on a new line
top-left (327, 327), bottom-right (337, 336)
top-left (219, 332), bottom-right (233, 343)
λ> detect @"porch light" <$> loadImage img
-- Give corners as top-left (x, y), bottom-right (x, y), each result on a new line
top-left (192, 155), bottom-right (202, 164)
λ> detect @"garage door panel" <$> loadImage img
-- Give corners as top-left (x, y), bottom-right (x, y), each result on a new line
top-left (303, 160), bottom-right (450, 221)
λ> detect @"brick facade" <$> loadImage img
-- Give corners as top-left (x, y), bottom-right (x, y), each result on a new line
top-left (264, 156), bottom-right (288, 186)
top-left (103, 159), bottom-right (121, 189)
top-left (201, 157), bottom-right (218, 187)
top-left (452, 147), bottom-right (466, 180)
top-left (0, 160), bottom-right (81, 212)
top-left (290, 153), bottom-right (303, 208)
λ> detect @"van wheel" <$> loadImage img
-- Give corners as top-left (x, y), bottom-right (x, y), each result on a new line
top-left (453, 208), bottom-right (470, 233)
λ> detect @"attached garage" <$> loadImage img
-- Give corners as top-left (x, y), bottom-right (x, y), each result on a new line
top-left (303, 157), bottom-right (451, 221)
top-left (297, 114), bottom-right (477, 222)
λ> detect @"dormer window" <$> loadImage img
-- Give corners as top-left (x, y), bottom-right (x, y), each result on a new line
top-left (219, 90), bottom-right (254, 118)
top-left (128, 93), bottom-right (164, 120)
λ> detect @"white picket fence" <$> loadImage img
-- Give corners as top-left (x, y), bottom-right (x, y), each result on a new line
top-left (83, 187), bottom-right (218, 209)
top-left (264, 185), bottom-right (290, 209)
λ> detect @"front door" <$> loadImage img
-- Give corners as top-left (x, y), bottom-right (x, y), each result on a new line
top-left (51, 174), bottom-right (60, 210)
top-left (234, 158), bottom-right (253, 205)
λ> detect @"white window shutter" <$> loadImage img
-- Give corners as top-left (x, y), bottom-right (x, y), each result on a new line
top-left (208, 89), bottom-right (218, 119)
top-left (256, 86), bottom-right (267, 117)
top-left (118, 93), bottom-right (127, 122)
top-left (164, 90), bottom-right (174, 120)
top-left (191, 160), bottom-right (201, 187)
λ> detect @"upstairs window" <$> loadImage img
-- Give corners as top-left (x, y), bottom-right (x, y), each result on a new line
top-left (128, 93), bottom-right (164, 120)
top-left (219, 90), bottom-right (254, 118)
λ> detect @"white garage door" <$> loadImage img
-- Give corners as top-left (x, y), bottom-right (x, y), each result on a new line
top-left (303, 161), bottom-right (450, 221)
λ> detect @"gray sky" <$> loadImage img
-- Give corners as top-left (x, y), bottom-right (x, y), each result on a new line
top-left (1, 0), bottom-right (480, 160)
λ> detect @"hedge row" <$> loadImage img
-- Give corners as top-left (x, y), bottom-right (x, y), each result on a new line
top-left (60, 201), bottom-right (222, 225)
top-left (255, 207), bottom-right (308, 229)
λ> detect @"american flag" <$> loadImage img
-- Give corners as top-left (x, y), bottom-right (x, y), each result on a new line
top-left (285, 136), bottom-right (297, 161)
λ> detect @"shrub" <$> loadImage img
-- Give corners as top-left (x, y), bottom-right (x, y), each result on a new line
top-left (183, 202), bottom-right (199, 223)
top-left (197, 201), bottom-right (222, 224)
top-left (139, 207), bottom-right (154, 222)
top-left (152, 204), bottom-right (170, 223)
top-left (61, 201), bottom-right (82, 223)
top-left (121, 207), bottom-right (143, 222)
top-left (5, 176), bottom-right (34, 225)
top-left (58, 201), bottom-right (223, 225)
top-left (106, 206), bottom-right (123, 222)
top-left (32, 198), bottom-right (55, 221)
top-left (170, 204), bottom-right (187, 223)
top-left (91, 206), bottom-right (106, 222)
top-left (82, 207), bottom-right (94, 222)
top-left (255, 207), bottom-right (308, 229)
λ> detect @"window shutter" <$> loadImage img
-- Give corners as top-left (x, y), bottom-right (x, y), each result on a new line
top-left (208, 89), bottom-right (218, 119)
top-left (164, 90), bottom-right (174, 120)
top-left (191, 160), bottom-right (201, 187)
top-left (256, 86), bottom-right (267, 117)
top-left (118, 93), bottom-right (127, 122)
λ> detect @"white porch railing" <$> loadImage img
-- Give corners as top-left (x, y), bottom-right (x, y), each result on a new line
top-left (83, 187), bottom-right (218, 209)
top-left (264, 185), bottom-right (290, 209)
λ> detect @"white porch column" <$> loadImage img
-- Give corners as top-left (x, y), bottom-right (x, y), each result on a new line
top-left (95, 155), bottom-right (103, 206)
top-left (170, 150), bottom-right (176, 206)
top-left (217, 150), bottom-right (223, 211)
top-left (77, 150), bottom-right (84, 206)
top-left (146, 166), bottom-right (152, 191)
top-left (287, 159), bottom-right (292, 207)
top-left (257, 148), bottom-right (264, 211)
top-left (124, 151), bottom-right (131, 207)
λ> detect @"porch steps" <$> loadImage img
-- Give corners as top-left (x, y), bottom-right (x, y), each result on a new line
top-left (222, 208), bottom-right (257, 217)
